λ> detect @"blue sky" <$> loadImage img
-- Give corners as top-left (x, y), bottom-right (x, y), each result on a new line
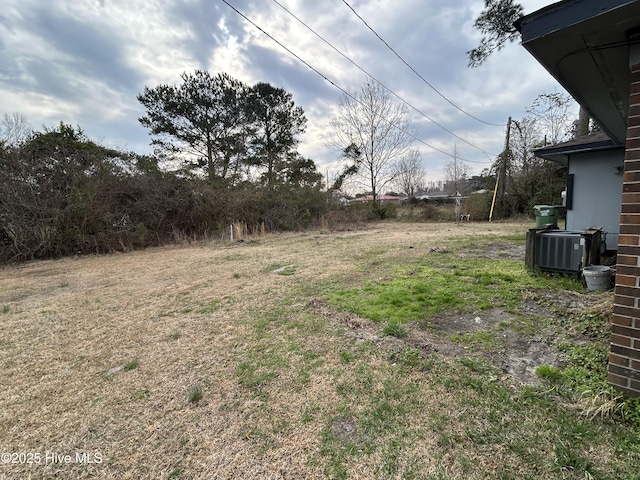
top-left (0, 0), bottom-right (569, 181)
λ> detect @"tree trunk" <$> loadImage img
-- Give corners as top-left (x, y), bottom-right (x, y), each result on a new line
top-left (576, 106), bottom-right (590, 137)
top-left (207, 131), bottom-right (214, 182)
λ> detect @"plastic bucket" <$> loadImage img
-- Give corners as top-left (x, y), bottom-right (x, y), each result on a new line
top-left (583, 265), bottom-right (612, 291)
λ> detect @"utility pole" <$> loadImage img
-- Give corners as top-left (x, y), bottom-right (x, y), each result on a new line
top-left (490, 117), bottom-right (512, 221)
top-left (498, 117), bottom-right (511, 201)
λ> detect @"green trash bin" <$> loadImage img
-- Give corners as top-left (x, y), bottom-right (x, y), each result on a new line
top-left (533, 205), bottom-right (558, 228)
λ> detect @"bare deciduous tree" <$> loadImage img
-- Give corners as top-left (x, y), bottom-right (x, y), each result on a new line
top-left (329, 79), bottom-right (415, 201)
top-left (392, 149), bottom-right (425, 198)
top-left (0, 112), bottom-right (32, 147)
top-left (443, 146), bottom-right (470, 195)
top-left (508, 95), bottom-right (573, 212)
top-left (526, 91), bottom-right (576, 145)
top-left (511, 116), bottom-right (542, 175)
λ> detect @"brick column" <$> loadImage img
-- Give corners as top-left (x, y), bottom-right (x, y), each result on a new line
top-left (609, 62), bottom-right (640, 396)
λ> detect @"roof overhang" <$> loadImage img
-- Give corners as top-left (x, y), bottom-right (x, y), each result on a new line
top-left (533, 131), bottom-right (621, 164)
top-left (517, 0), bottom-right (640, 146)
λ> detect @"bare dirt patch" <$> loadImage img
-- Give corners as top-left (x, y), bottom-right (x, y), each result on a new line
top-left (309, 298), bottom-right (562, 386)
top-left (459, 242), bottom-right (527, 260)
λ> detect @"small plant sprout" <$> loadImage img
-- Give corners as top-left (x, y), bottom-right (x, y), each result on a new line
top-left (535, 365), bottom-right (562, 383)
top-left (188, 384), bottom-right (203, 403)
top-left (382, 319), bottom-right (408, 338)
top-left (124, 359), bottom-right (140, 371)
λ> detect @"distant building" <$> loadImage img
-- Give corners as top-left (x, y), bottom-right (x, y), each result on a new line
top-left (350, 194), bottom-right (401, 204)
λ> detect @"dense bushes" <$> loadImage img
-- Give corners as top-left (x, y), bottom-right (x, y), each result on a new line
top-left (0, 124), bottom-right (328, 263)
top-left (464, 191), bottom-right (493, 221)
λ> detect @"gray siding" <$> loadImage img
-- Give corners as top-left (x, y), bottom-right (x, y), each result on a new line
top-left (566, 149), bottom-right (624, 250)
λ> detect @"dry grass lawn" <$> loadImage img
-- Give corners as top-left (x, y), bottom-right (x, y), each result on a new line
top-left (0, 221), bottom-right (624, 479)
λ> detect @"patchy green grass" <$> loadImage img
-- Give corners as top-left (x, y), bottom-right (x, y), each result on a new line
top-left (424, 358), bottom-right (629, 479)
top-left (315, 335), bottom-right (640, 479)
top-left (450, 330), bottom-right (502, 352)
top-left (195, 298), bottom-right (222, 314)
top-left (131, 389), bottom-right (151, 401)
top-left (264, 263), bottom-right (298, 275)
top-left (313, 228), bottom-right (639, 477)
top-left (326, 255), bottom-right (581, 325)
top-left (321, 352), bottom-right (425, 479)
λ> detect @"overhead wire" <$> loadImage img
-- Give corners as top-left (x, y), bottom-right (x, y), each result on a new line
top-left (220, 0), bottom-right (493, 165)
top-left (340, 0), bottom-right (507, 128)
top-left (270, 0), bottom-right (498, 158)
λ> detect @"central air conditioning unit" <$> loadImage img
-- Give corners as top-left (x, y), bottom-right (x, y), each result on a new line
top-left (534, 230), bottom-right (584, 274)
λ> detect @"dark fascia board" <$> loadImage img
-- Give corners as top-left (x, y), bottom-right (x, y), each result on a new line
top-left (534, 133), bottom-right (621, 164)
top-left (516, 0), bottom-right (636, 40)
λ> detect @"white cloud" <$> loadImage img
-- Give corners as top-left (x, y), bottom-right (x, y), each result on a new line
top-left (0, 0), bottom-right (575, 181)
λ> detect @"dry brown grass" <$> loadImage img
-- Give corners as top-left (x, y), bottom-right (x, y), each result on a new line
top-left (0, 220), bottom-right (555, 479)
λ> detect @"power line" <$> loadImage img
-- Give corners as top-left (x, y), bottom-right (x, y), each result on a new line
top-left (220, 0), bottom-right (492, 165)
top-left (270, 0), bottom-right (498, 158)
top-left (341, 0), bottom-right (507, 128)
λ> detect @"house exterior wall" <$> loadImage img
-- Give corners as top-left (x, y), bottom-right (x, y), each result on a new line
top-left (566, 149), bottom-right (623, 250)
top-left (609, 61), bottom-right (640, 397)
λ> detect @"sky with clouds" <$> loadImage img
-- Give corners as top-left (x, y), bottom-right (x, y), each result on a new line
top-left (0, 0), bottom-right (572, 183)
